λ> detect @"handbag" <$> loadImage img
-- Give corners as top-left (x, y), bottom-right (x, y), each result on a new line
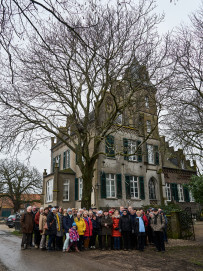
top-left (43, 222), bottom-right (48, 230)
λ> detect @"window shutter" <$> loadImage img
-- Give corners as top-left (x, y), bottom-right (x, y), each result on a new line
top-left (171, 183), bottom-right (179, 202)
top-left (123, 138), bottom-right (128, 160)
top-left (183, 186), bottom-right (190, 202)
top-left (139, 176), bottom-right (145, 200)
top-left (154, 145), bottom-right (159, 165)
top-left (58, 154), bottom-right (61, 169)
top-left (100, 172), bottom-right (106, 198)
top-left (137, 140), bottom-right (142, 162)
top-left (106, 135), bottom-right (115, 158)
top-left (75, 178), bottom-right (78, 201)
top-left (125, 175), bottom-right (130, 199)
top-left (63, 151), bottom-right (66, 169)
top-left (116, 174), bottom-right (122, 199)
top-left (52, 157), bottom-right (56, 173)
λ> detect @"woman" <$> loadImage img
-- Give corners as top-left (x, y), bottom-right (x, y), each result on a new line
top-left (83, 211), bottom-right (93, 249)
top-left (56, 207), bottom-right (64, 251)
top-left (46, 208), bottom-right (57, 251)
top-left (74, 212), bottom-right (86, 251)
top-left (39, 207), bottom-right (49, 250)
top-left (112, 210), bottom-right (121, 250)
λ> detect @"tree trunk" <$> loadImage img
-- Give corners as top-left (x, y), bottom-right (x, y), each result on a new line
top-left (81, 167), bottom-right (95, 210)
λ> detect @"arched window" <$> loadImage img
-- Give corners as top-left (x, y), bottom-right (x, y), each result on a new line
top-left (149, 178), bottom-right (156, 200)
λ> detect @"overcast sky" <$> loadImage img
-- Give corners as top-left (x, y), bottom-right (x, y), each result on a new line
top-left (1, 0), bottom-right (201, 174)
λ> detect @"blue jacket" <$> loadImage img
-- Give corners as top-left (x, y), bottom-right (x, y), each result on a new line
top-left (63, 215), bottom-right (74, 233)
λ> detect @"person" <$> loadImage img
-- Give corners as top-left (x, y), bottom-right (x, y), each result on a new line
top-left (20, 206), bottom-right (34, 250)
top-left (63, 208), bottom-right (74, 252)
top-left (46, 207), bottom-right (57, 251)
top-left (119, 209), bottom-right (131, 251)
top-left (112, 210), bottom-right (121, 250)
top-left (129, 208), bottom-right (137, 250)
top-left (55, 207), bottom-right (64, 251)
top-left (30, 206), bottom-right (37, 247)
top-left (160, 210), bottom-right (168, 243)
top-left (66, 222), bottom-right (79, 252)
top-left (83, 211), bottom-right (93, 249)
top-left (97, 210), bottom-right (103, 250)
top-left (135, 211), bottom-right (146, 252)
top-left (39, 207), bottom-right (49, 250)
top-left (90, 214), bottom-right (99, 249)
top-left (34, 207), bottom-right (43, 248)
top-left (74, 212), bottom-right (86, 251)
top-left (101, 209), bottom-right (113, 250)
top-left (150, 208), bottom-right (166, 252)
top-left (119, 206), bottom-right (124, 216)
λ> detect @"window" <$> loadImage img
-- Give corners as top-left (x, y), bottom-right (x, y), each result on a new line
top-left (149, 178), bottom-right (156, 199)
top-left (129, 176), bottom-right (139, 199)
top-left (63, 150), bottom-right (70, 169)
top-left (106, 173), bottom-right (116, 198)
top-left (79, 178), bottom-right (83, 200)
top-left (146, 120), bottom-right (151, 133)
top-left (145, 96), bottom-right (149, 108)
top-left (46, 179), bottom-right (53, 203)
top-left (147, 144), bottom-right (154, 164)
top-left (180, 160), bottom-right (185, 169)
top-left (165, 183), bottom-right (171, 201)
top-left (178, 184), bottom-right (184, 202)
top-left (115, 113), bottom-right (123, 125)
top-left (189, 190), bottom-right (195, 202)
top-left (128, 140), bottom-right (137, 161)
top-left (53, 154), bottom-right (61, 171)
top-left (63, 179), bottom-right (70, 201)
top-left (105, 135), bottom-right (115, 158)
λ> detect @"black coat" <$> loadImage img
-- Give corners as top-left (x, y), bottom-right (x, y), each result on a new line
top-left (130, 214), bottom-right (136, 231)
top-left (63, 215), bottom-right (74, 234)
top-left (119, 214), bottom-right (131, 232)
top-left (97, 216), bottom-right (103, 235)
top-left (134, 217), bottom-right (145, 234)
top-left (91, 218), bottom-right (99, 234)
top-left (46, 212), bottom-right (57, 235)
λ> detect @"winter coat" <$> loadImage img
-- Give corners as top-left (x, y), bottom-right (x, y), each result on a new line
top-left (97, 216), bottom-right (103, 235)
top-left (39, 212), bottom-right (47, 235)
top-left (101, 215), bottom-right (113, 235)
top-left (150, 214), bottom-right (165, 232)
top-left (134, 217), bottom-right (145, 234)
top-left (130, 214), bottom-right (137, 231)
top-left (69, 227), bottom-right (79, 242)
top-left (46, 212), bottom-right (57, 235)
top-left (91, 218), bottom-right (99, 234)
top-left (112, 217), bottom-right (121, 237)
top-left (119, 214), bottom-right (131, 232)
top-left (83, 217), bottom-right (93, 237)
top-left (63, 215), bottom-right (74, 234)
top-left (74, 217), bottom-right (86, 236)
top-left (56, 213), bottom-right (64, 237)
top-left (20, 212), bottom-right (34, 234)
top-left (142, 214), bottom-right (149, 227)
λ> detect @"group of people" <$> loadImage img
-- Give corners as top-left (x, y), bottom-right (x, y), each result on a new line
top-left (20, 205), bottom-right (167, 253)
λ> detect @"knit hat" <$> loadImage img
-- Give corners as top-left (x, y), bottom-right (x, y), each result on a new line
top-left (72, 222), bottom-right (76, 227)
top-left (67, 208), bottom-right (72, 213)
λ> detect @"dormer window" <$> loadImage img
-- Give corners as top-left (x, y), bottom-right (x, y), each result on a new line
top-left (180, 160), bottom-right (185, 169)
top-left (146, 120), bottom-right (151, 133)
top-left (145, 96), bottom-right (149, 108)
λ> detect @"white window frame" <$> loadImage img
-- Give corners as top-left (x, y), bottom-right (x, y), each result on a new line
top-left (146, 120), bottom-right (151, 133)
top-left (63, 179), bottom-right (70, 201)
top-left (189, 190), bottom-right (195, 202)
top-left (46, 179), bottom-right (53, 203)
top-left (178, 184), bottom-right (184, 202)
top-left (165, 183), bottom-right (171, 201)
top-left (66, 150), bottom-right (70, 169)
top-left (106, 173), bottom-right (116, 198)
top-left (79, 178), bottom-right (83, 201)
top-left (128, 140), bottom-right (137, 161)
top-left (145, 96), bottom-right (149, 108)
top-left (129, 176), bottom-right (139, 199)
top-left (147, 144), bottom-right (154, 164)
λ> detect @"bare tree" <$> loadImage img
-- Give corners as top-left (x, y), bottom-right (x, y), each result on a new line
top-left (161, 3), bottom-right (203, 169)
top-left (0, 160), bottom-right (42, 212)
top-left (0, 0), bottom-right (170, 208)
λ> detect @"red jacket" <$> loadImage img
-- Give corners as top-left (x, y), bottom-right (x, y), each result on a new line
top-left (142, 214), bottom-right (149, 227)
top-left (34, 211), bottom-right (40, 225)
top-left (83, 217), bottom-right (93, 237)
top-left (112, 217), bottom-right (121, 237)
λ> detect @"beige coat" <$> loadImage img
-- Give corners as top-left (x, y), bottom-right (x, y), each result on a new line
top-left (39, 213), bottom-right (47, 235)
top-left (150, 214), bottom-right (165, 232)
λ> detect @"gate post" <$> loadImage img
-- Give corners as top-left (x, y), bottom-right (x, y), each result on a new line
top-left (170, 211), bottom-right (181, 239)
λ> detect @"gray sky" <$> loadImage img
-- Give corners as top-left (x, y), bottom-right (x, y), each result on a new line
top-left (1, 0), bottom-right (202, 174)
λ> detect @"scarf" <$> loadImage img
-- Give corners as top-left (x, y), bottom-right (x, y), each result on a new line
top-left (56, 213), bottom-right (60, 231)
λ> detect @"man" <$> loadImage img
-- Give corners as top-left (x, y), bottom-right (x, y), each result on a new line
top-left (129, 208), bottom-right (137, 250)
top-left (30, 206), bottom-right (37, 247)
top-left (97, 210), bottom-right (103, 250)
top-left (46, 207), bottom-right (57, 251)
top-left (20, 206), bottom-right (34, 250)
top-left (119, 209), bottom-right (131, 251)
top-left (101, 209), bottom-right (113, 250)
top-left (135, 211), bottom-right (145, 251)
top-left (150, 208), bottom-right (166, 252)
